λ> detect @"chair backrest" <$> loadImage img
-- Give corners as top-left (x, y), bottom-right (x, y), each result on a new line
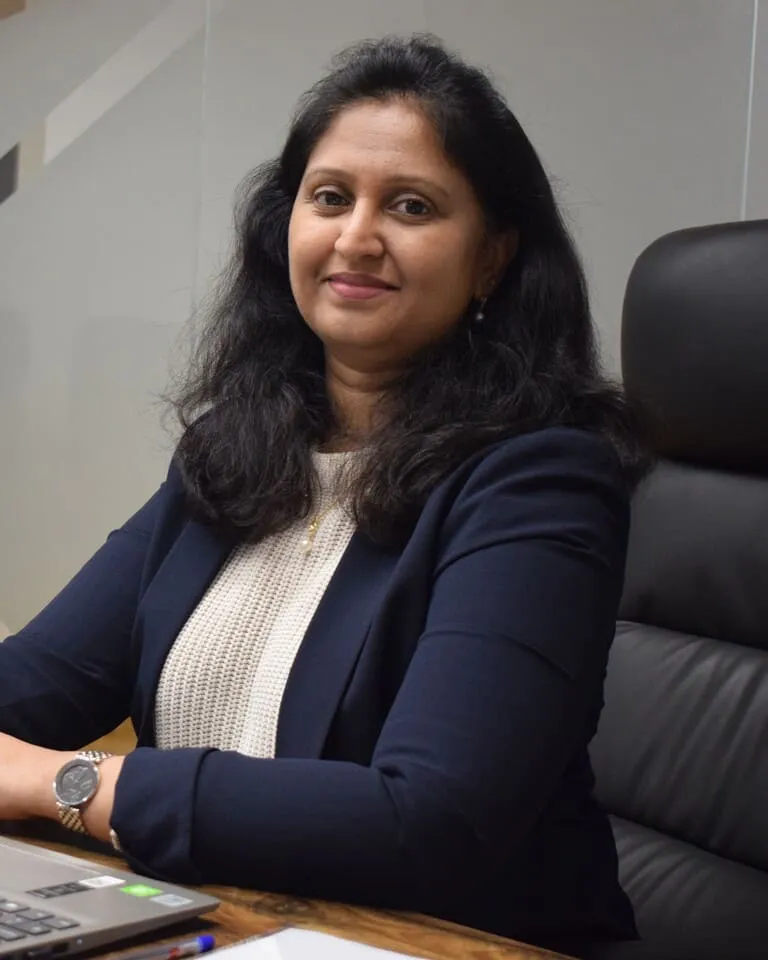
top-left (590, 220), bottom-right (768, 960)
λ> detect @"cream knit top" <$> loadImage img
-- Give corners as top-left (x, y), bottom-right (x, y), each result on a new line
top-left (154, 451), bottom-right (357, 758)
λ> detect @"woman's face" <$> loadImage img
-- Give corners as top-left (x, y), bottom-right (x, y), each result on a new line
top-left (288, 99), bottom-right (508, 373)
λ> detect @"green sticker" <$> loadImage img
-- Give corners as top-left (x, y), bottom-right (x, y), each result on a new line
top-left (121, 884), bottom-right (163, 898)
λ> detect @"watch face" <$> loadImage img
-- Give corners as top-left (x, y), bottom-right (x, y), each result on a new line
top-left (55, 760), bottom-right (99, 806)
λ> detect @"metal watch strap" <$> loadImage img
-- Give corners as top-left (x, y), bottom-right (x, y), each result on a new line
top-left (109, 827), bottom-right (122, 853)
top-left (56, 750), bottom-right (114, 835)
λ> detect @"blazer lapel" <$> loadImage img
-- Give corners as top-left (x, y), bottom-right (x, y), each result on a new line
top-left (133, 519), bottom-right (236, 744)
top-left (276, 532), bottom-right (399, 759)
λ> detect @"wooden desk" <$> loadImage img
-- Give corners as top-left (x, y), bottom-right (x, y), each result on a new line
top-left (17, 833), bottom-right (573, 960)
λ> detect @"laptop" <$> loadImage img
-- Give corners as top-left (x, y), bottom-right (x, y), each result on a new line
top-left (0, 836), bottom-right (219, 959)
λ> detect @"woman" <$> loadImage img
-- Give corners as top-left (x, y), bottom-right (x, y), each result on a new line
top-left (0, 35), bottom-right (644, 953)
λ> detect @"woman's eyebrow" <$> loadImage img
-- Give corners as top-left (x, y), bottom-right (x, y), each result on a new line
top-left (305, 166), bottom-right (450, 200)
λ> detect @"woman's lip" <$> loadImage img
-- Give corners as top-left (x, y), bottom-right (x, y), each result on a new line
top-left (327, 279), bottom-right (396, 301)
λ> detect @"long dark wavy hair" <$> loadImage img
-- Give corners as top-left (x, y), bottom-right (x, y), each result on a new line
top-left (171, 34), bottom-right (646, 547)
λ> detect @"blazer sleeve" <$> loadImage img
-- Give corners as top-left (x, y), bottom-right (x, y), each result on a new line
top-left (111, 428), bottom-right (630, 913)
top-left (0, 482), bottom-right (169, 749)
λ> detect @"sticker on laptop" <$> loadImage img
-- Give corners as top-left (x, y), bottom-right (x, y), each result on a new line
top-left (120, 884), bottom-right (163, 898)
top-left (79, 876), bottom-right (125, 889)
top-left (150, 894), bottom-right (194, 908)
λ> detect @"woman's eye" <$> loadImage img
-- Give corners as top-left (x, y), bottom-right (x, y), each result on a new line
top-left (393, 197), bottom-right (431, 217)
top-left (313, 189), bottom-right (347, 208)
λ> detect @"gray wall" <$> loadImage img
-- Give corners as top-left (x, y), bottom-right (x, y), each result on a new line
top-left (0, 0), bottom-right (764, 630)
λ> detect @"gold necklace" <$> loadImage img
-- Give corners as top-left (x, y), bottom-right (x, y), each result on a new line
top-left (301, 501), bottom-right (340, 554)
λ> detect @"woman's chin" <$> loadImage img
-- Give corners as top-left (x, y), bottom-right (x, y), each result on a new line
top-left (313, 319), bottom-right (400, 354)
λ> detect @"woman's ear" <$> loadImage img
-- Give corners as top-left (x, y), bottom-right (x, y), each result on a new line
top-left (477, 228), bottom-right (519, 298)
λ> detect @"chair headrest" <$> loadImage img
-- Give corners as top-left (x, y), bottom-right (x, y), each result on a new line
top-left (621, 220), bottom-right (768, 474)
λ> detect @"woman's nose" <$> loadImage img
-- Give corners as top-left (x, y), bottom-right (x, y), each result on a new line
top-left (333, 205), bottom-right (384, 260)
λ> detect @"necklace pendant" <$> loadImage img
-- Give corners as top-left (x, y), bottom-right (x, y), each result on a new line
top-left (302, 520), bottom-right (319, 554)
top-left (302, 503), bottom-right (335, 556)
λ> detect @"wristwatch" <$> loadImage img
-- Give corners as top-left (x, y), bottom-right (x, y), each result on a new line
top-left (53, 750), bottom-right (114, 836)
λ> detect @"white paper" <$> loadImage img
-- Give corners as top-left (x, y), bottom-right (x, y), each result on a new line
top-left (213, 928), bottom-right (428, 960)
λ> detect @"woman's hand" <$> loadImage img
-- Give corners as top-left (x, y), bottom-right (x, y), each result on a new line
top-left (0, 732), bottom-right (75, 820)
top-left (0, 733), bottom-right (124, 844)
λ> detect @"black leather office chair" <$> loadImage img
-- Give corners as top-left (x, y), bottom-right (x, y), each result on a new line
top-left (589, 220), bottom-right (768, 960)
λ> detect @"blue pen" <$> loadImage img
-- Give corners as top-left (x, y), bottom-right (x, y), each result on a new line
top-left (117, 934), bottom-right (216, 960)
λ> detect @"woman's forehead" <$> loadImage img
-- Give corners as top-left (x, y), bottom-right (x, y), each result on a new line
top-left (304, 101), bottom-right (470, 195)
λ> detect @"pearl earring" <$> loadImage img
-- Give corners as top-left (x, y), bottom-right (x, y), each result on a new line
top-left (474, 296), bottom-right (488, 324)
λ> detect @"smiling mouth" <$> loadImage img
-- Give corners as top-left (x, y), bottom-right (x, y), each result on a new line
top-left (326, 275), bottom-right (398, 301)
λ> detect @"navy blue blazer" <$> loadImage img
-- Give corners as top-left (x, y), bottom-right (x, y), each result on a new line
top-left (0, 427), bottom-right (636, 948)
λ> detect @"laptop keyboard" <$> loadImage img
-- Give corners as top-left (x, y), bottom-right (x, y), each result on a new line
top-left (0, 899), bottom-right (79, 943)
